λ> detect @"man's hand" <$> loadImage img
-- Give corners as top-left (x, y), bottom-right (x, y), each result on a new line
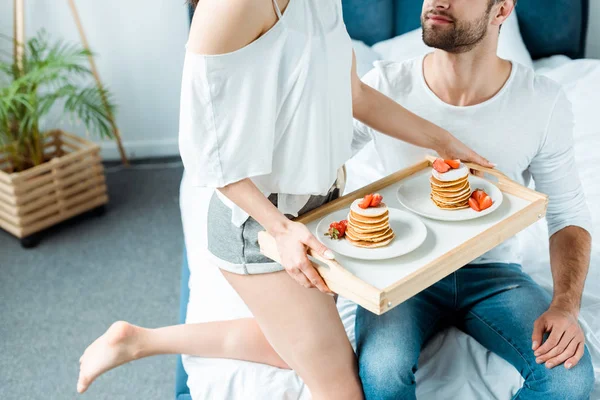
top-left (532, 306), bottom-right (585, 369)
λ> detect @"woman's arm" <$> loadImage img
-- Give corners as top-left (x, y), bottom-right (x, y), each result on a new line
top-left (350, 52), bottom-right (493, 167)
top-left (218, 179), bottom-right (334, 294)
top-left (187, 0), bottom-right (277, 55)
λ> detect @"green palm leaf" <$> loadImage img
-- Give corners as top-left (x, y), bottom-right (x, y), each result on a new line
top-left (0, 30), bottom-right (117, 171)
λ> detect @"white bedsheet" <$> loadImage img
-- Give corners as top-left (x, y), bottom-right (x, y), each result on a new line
top-left (180, 58), bottom-right (600, 399)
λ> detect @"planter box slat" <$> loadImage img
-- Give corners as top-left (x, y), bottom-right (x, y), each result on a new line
top-left (58, 174), bottom-right (105, 200)
top-left (0, 175), bottom-right (14, 190)
top-left (14, 164), bottom-right (102, 206)
top-left (0, 200), bottom-right (18, 219)
top-left (61, 184), bottom-right (107, 209)
top-left (0, 189), bottom-right (16, 206)
top-left (20, 194), bottom-right (107, 237)
top-left (10, 145), bottom-right (98, 184)
top-left (60, 131), bottom-right (98, 146)
top-left (57, 179), bottom-right (106, 208)
top-left (0, 169), bottom-right (13, 184)
top-left (0, 130), bottom-right (108, 239)
top-left (20, 184), bottom-right (107, 226)
top-left (16, 175), bottom-right (104, 217)
top-left (0, 213), bottom-right (23, 237)
top-left (61, 133), bottom-right (85, 145)
top-left (15, 190), bottom-right (59, 216)
top-left (59, 141), bottom-right (80, 153)
top-left (0, 206), bottom-right (21, 226)
top-left (0, 180), bottom-right (16, 195)
top-left (13, 153), bottom-right (101, 195)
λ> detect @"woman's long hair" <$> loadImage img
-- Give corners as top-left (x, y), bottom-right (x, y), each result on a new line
top-left (188, 0), bottom-right (198, 8)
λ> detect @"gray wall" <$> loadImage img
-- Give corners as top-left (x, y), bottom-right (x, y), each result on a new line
top-left (0, 0), bottom-right (189, 160)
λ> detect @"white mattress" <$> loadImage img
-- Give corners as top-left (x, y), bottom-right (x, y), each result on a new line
top-left (180, 58), bottom-right (600, 399)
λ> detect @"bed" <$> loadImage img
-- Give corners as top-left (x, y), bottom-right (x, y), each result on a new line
top-left (177, 1), bottom-right (599, 399)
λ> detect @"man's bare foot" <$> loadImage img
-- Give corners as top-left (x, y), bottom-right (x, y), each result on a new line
top-left (77, 321), bottom-right (144, 394)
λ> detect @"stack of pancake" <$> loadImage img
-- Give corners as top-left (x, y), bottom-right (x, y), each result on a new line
top-left (345, 199), bottom-right (395, 248)
top-left (430, 164), bottom-right (471, 210)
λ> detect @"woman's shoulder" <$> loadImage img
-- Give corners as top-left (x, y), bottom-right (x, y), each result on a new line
top-left (187, 0), bottom-right (277, 56)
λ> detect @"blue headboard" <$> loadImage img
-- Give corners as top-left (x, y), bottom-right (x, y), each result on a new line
top-left (341, 0), bottom-right (590, 59)
top-left (187, 1), bottom-right (588, 59)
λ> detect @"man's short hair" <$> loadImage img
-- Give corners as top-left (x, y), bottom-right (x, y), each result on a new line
top-left (492, 0), bottom-right (518, 7)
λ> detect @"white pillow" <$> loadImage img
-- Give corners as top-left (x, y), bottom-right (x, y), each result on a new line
top-left (497, 10), bottom-right (533, 69)
top-left (372, 28), bottom-right (428, 64)
top-left (352, 40), bottom-right (380, 77)
top-left (372, 11), bottom-right (534, 69)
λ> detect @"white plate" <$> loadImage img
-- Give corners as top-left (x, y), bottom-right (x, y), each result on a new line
top-left (396, 173), bottom-right (503, 221)
top-left (316, 208), bottom-right (427, 260)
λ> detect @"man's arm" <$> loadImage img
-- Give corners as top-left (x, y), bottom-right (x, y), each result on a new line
top-left (528, 90), bottom-right (593, 369)
top-left (532, 227), bottom-right (591, 369)
top-left (549, 227), bottom-right (591, 312)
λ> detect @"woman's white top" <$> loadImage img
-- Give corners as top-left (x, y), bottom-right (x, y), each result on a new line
top-left (178, 0), bottom-right (354, 226)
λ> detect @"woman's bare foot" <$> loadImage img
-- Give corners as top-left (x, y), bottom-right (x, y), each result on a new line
top-left (77, 321), bottom-right (145, 394)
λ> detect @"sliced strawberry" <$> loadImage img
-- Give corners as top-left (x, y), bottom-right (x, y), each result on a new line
top-left (359, 194), bottom-right (374, 209)
top-left (433, 158), bottom-right (451, 173)
top-left (370, 193), bottom-right (383, 207)
top-left (479, 195), bottom-right (493, 211)
top-left (471, 189), bottom-right (486, 204)
top-left (468, 197), bottom-right (481, 212)
top-left (337, 224), bottom-right (346, 237)
top-left (444, 159), bottom-right (460, 169)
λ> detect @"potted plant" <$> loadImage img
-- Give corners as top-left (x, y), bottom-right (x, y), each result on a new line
top-left (0, 30), bottom-right (116, 248)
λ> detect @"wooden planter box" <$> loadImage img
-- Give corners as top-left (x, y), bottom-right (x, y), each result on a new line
top-left (0, 130), bottom-right (108, 243)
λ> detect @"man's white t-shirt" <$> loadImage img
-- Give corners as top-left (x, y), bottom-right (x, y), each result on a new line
top-left (352, 56), bottom-right (591, 265)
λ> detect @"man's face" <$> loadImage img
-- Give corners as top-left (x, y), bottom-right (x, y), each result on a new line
top-left (421, 0), bottom-right (497, 53)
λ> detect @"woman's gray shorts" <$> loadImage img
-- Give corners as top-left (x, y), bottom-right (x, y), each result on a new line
top-left (207, 182), bottom-right (343, 275)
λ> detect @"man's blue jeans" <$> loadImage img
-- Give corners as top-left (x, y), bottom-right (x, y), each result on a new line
top-left (356, 263), bottom-right (595, 400)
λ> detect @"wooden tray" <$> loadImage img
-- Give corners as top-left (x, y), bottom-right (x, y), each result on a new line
top-left (258, 157), bottom-right (548, 315)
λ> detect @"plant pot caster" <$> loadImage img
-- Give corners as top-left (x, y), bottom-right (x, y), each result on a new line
top-left (20, 233), bottom-right (42, 249)
top-left (91, 204), bottom-right (106, 217)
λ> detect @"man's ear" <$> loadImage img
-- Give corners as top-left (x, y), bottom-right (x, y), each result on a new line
top-left (491, 0), bottom-right (515, 27)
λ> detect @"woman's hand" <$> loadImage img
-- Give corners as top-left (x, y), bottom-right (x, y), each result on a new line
top-left (218, 179), bottom-right (336, 295)
top-left (436, 134), bottom-right (495, 168)
top-left (271, 220), bottom-right (335, 295)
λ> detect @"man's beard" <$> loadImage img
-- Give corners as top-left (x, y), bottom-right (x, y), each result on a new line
top-left (421, 8), bottom-right (491, 54)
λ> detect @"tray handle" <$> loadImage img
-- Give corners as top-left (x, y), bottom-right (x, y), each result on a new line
top-left (258, 231), bottom-right (346, 274)
top-left (425, 155), bottom-right (510, 183)
top-left (258, 231), bottom-right (375, 292)
top-left (258, 231), bottom-right (383, 310)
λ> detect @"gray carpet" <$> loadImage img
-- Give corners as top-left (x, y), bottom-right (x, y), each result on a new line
top-left (0, 160), bottom-right (185, 400)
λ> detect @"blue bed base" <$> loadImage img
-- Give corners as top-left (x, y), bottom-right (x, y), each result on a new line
top-left (175, 246), bottom-right (192, 400)
top-left (176, 1), bottom-right (591, 398)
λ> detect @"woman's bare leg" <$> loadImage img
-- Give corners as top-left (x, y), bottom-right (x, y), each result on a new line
top-left (77, 318), bottom-right (288, 393)
top-left (222, 269), bottom-right (363, 400)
